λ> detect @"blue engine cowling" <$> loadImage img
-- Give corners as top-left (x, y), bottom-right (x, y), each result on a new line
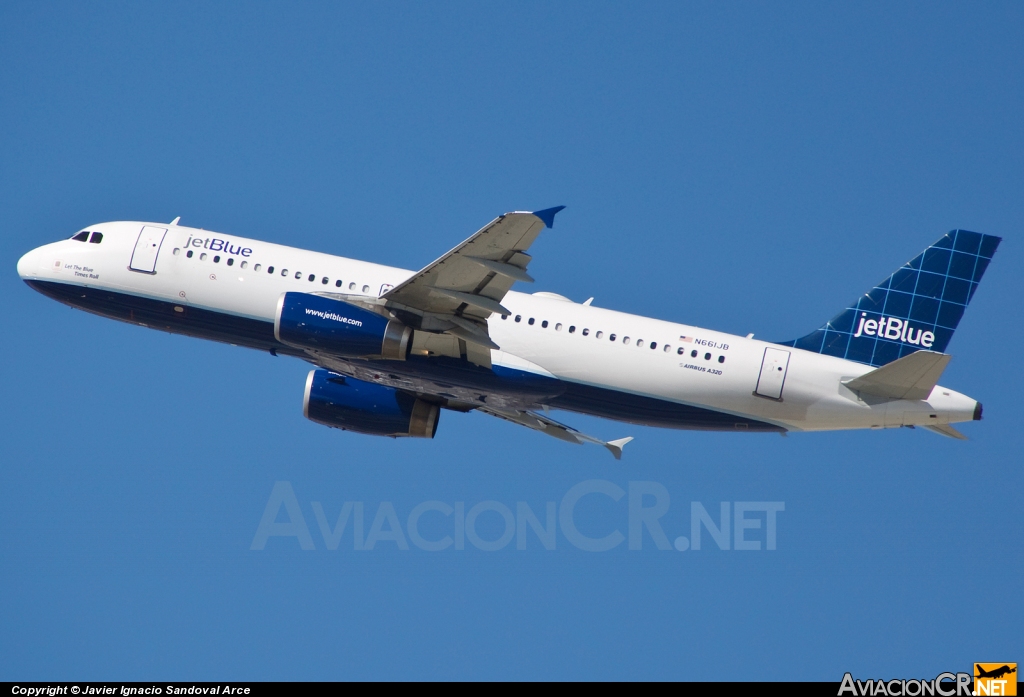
top-left (303, 369), bottom-right (440, 438)
top-left (275, 292), bottom-right (411, 360)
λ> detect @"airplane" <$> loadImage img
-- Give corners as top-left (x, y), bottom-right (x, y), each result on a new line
top-left (16, 208), bottom-right (1000, 458)
top-left (976, 665), bottom-right (1016, 680)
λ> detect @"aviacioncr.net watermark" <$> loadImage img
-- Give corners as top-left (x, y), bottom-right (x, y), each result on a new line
top-left (249, 480), bottom-right (784, 552)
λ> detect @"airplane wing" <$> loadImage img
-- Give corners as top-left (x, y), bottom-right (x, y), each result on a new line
top-left (479, 405), bottom-right (633, 459)
top-left (382, 207), bottom-right (564, 351)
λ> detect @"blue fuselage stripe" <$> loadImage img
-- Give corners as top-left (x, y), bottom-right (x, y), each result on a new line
top-left (26, 280), bottom-right (782, 433)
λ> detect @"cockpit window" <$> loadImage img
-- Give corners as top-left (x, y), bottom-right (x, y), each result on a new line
top-left (89, 232), bottom-right (103, 244)
top-left (71, 231), bottom-right (90, 242)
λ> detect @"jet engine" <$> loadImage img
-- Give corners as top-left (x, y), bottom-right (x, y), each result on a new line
top-left (303, 369), bottom-right (439, 438)
top-left (275, 292), bottom-right (410, 360)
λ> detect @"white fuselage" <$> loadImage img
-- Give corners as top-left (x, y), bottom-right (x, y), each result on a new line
top-left (17, 221), bottom-right (980, 433)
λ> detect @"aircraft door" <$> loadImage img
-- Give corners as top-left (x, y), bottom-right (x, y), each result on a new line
top-left (129, 226), bottom-right (167, 274)
top-left (755, 347), bottom-right (790, 400)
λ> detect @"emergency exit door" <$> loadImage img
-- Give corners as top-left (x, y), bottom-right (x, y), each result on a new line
top-left (755, 347), bottom-right (791, 401)
top-left (129, 226), bottom-right (167, 274)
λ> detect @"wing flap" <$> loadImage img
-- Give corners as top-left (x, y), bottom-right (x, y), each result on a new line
top-left (466, 256), bottom-right (535, 283)
top-left (432, 288), bottom-right (511, 316)
top-left (445, 316), bottom-right (500, 351)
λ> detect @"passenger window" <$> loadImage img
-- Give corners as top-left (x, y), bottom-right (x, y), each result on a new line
top-left (569, 326), bottom-right (576, 333)
top-left (582, 328), bottom-right (589, 336)
top-left (72, 231), bottom-right (90, 242)
top-left (295, 271), bottom-right (302, 279)
top-left (335, 280), bottom-right (342, 287)
top-left (268, 266), bottom-right (274, 274)
top-left (718, 356), bottom-right (725, 363)
top-left (501, 315), bottom-right (507, 320)
top-left (704, 352), bottom-right (711, 360)
top-left (308, 274), bottom-right (315, 282)
top-left (596, 331), bottom-right (603, 338)
top-left (200, 253), bottom-right (207, 261)
top-left (186, 250), bottom-right (193, 259)
top-left (349, 282), bottom-right (356, 290)
top-left (555, 323), bottom-right (562, 331)
top-left (321, 277), bottom-right (328, 284)
top-left (173, 248), bottom-right (180, 256)
top-left (650, 342), bottom-right (656, 350)
top-left (227, 258), bottom-right (234, 266)
top-left (677, 347), bottom-right (683, 354)
top-left (282, 269), bottom-right (288, 276)
top-left (213, 256), bottom-right (221, 263)
top-left (691, 350), bottom-right (698, 358)
top-left (622, 336), bottom-right (629, 344)
top-left (254, 263), bottom-right (261, 271)
top-left (515, 315), bottom-right (522, 322)
top-left (362, 285), bottom-right (369, 293)
top-left (541, 320), bottom-right (548, 328)
top-left (528, 318), bottom-right (535, 325)
top-left (664, 345), bottom-right (672, 353)
top-left (241, 261), bottom-right (248, 269)
top-left (609, 334), bottom-right (616, 341)
top-left (89, 232), bottom-right (103, 244)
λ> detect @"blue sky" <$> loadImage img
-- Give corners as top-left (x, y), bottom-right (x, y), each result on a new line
top-left (1, 1), bottom-right (1021, 680)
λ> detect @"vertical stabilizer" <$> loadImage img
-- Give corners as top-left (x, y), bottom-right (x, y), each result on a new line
top-left (778, 230), bottom-right (1000, 367)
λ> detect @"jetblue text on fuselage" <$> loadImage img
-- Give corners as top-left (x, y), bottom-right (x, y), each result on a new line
top-left (16, 215), bottom-right (998, 450)
top-left (852, 312), bottom-right (935, 348)
top-left (183, 235), bottom-right (253, 257)
top-left (304, 307), bottom-right (363, 327)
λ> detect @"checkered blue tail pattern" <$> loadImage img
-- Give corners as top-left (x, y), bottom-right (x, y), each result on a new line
top-left (778, 230), bottom-right (1001, 368)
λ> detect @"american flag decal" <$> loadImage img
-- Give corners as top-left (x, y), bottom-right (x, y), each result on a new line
top-left (680, 336), bottom-right (693, 343)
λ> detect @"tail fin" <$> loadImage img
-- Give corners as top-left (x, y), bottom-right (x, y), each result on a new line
top-left (779, 230), bottom-right (1001, 367)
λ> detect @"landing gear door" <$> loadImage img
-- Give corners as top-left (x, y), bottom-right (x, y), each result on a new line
top-left (130, 226), bottom-right (167, 274)
top-left (755, 347), bottom-right (790, 401)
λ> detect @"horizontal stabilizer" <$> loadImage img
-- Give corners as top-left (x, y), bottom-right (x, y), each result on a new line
top-left (923, 423), bottom-right (968, 440)
top-left (842, 350), bottom-right (950, 401)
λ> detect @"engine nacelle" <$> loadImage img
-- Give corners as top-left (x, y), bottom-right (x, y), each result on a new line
top-left (275, 292), bottom-right (410, 360)
top-left (303, 369), bottom-right (439, 438)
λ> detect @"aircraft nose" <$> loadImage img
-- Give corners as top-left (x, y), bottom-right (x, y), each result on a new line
top-left (17, 247), bottom-right (39, 279)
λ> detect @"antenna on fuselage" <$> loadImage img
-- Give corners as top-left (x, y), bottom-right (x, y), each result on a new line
top-left (170, 216), bottom-right (181, 225)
